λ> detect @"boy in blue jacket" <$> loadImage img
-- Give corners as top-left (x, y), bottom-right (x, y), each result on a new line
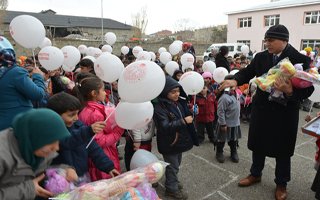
top-left (47, 92), bottom-right (119, 184)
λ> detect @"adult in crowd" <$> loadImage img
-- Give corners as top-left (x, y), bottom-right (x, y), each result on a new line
top-left (219, 24), bottom-right (314, 200)
top-left (0, 36), bottom-right (46, 131)
top-left (0, 109), bottom-right (75, 200)
top-left (215, 46), bottom-right (230, 72)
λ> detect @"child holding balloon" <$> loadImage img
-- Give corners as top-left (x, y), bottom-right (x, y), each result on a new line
top-left (153, 76), bottom-right (198, 199)
top-left (73, 72), bottom-right (124, 181)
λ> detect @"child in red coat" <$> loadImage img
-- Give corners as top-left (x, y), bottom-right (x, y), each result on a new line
top-left (193, 85), bottom-right (216, 144)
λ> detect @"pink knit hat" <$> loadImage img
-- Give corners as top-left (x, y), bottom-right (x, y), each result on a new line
top-left (202, 71), bottom-right (212, 79)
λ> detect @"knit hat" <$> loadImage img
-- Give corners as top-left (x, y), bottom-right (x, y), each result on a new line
top-left (264, 24), bottom-right (289, 41)
top-left (202, 71), bottom-right (212, 79)
top-left (12, 108), bottom-right (70, 170)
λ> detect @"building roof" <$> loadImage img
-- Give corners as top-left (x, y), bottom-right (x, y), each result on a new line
top-left (226, 0), bottom-right (320, 15)
top-left (3, 10), bottom-right (133, 30)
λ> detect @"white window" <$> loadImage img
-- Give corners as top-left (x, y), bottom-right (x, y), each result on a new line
top-left (239, 17), bottom-right (252, 28)
top-left (305, 11), bottom-right (320, 24)
top-left (301, 40), bottom-right (320, 50)
top-left (264, 15), bottom-right (280, 26)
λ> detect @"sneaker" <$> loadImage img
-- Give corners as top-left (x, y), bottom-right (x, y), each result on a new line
top-left (165, 190), bottom-right (188, 200)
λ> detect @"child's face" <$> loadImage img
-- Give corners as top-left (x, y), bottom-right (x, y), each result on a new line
top-left (204, 77), bottom-right (211, 85)
top-left (201, 86), bottom-right (208, 95)
top-left (61, 110), bottom-right (79, 127)
top-left (167, 87), bottom-right (180, 102)
top-left (80, 66), bottom-right (91, 73)
top-left (34, 141), bottom-right (59, 157)
top-left (96, 84), bottom-right (106, 102)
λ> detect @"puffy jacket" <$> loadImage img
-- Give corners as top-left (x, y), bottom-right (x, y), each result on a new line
top-left (79, 101), bottom-right (124, 180)
top-left (0, 66), bottom-right (45, 130)
top-left (194, 92), bottom-right (216, 123)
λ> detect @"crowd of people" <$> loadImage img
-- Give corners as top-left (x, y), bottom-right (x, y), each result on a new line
top-left (0, 24), bottom-right (319, 200)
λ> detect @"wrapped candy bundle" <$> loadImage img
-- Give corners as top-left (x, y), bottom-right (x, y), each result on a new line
top-left (52, 161), bottom-right (166, 200)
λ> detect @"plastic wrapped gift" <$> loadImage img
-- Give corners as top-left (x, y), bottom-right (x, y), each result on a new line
top-left (51, 161), bottom-right (167, 200)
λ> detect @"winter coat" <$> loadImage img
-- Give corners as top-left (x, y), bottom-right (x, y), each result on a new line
top-left (0, 65), bottom-right (46, 131)
top-left (52, 120), bottom-right (115, 177)
top-left (234, 44), bottom-right (314, 157)
top-left (79, 101), bottom-right (124, 181)
top-left (153, 76), bottom-right (198, 155)
top-left (0, 129), bottom-right (54, 200)
top-left (215, 53), bottom-right (230, 72)
top-left (194, 92), bottom-right (216, 123)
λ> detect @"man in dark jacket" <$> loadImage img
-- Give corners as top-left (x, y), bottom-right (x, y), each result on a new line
top-left (219, 24), bottom-right (314, 200)
top-left (215, 46), bottom-right (231, 72)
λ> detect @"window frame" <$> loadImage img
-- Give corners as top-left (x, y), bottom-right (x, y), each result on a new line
top-left (264, 14), bottom-right (280, 27)
top-left (304, 11), bottom-right (320, 24)
top-left (238, 17), bottom-right (252, 28)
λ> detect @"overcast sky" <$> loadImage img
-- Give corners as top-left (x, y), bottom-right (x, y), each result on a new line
top-left (7, 0), bottom-right (271, 34)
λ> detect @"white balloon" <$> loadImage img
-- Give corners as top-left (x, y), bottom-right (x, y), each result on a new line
top-left (202, 61), bottom-right (216, 74)
top-left (241, 45), bottom-right (250, 54)
top-left (172, 40), bottom-right (183, 51)
top-left (104, 32), bottom-right (117, 45)
top-left (130, 149), bottom-right (159, 170)
top-left (137, 51), bottom-right (151, 61)
top-left (121, 46), bottom-right (129, 55)
top-left (10, 15), bottom-right (45, 48)
top-left (179, 71), bottom-right (204, 95)
top-left (309, 84), bottom-right (320, 102)
top-left (86, 47), bottom-right (95, 56)
top-left (180, 53), bottom-right (194, 68)
top-left (38, 46), bottom-right (64, 71)
top-left (94, 53), bottom-right (124, 83)
top-left (101, 45), bottom-right (113, 53)
top-left (132, 46), bottom-right (143, 58)
top-left (160, 51), bottom-right (172, 64)
top-left (92, 48), bottom-right (102, 59)
top-left (149, 51), bottom-right (156, 61)
top-left (158, 47), bottom-right (167, 54)
top-left (169, 42), bottom-right (181, 55)
top-left (212, 67), bottom-right (229, 83)
top-left (62, 64), bottom-right (75, 72)
top-left (39, 37), bottom-right (52, 48)
top-left (82, 55), bottom-right (96, 63)
top-left (78, 44), bottom-right (87, 54)
top-left (61, 46), bottom-right (81, 71)
top-left (115, 101), bottom-right (154, 130)
top-left (230, 69), bottom-right (239, 75)
top-left (118, 60), bottom-right (166, 103)
top-left (165, 61), bottom-right (179, 76)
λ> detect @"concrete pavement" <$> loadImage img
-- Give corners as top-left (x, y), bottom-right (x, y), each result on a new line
top-left (119, 108), bottom-right (319, 200)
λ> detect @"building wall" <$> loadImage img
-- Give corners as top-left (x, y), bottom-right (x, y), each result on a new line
top-left (227, 4), bottom-right (320, 52)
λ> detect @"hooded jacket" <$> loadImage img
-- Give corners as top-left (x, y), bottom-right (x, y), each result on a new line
top-left (153, 76), bottom-right (198, 154)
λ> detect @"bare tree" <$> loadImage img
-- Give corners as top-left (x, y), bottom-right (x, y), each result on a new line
top-left (131, 6), bottom-right (148, 38)
top-left (0, 0), bottom-right (8, 34)
top-left (0, 0), bottom-right (8, 10)
top-left (173, 18), bottom-right (196, 32)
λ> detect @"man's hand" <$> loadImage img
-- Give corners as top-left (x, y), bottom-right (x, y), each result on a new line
top-left (184, 116), bottom-right (193, 124)
top-left (274, 76), bottom-right (293, 96)
top-left (133, 142), bottom-right (141, 151)
top-left (91, 121), bottom-right (106, 134)
top-left (33, 174), bottom-right (53, 198)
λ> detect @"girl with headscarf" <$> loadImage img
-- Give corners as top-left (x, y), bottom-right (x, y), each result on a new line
top-left (0, 109), bottom-right (74, 200)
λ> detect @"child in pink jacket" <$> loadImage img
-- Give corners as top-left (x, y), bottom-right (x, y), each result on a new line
top-left (73, 73), bottom-right (124, 181)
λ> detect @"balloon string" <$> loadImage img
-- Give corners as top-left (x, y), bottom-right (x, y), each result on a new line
top-left (85, 108), bottom-right (116, 149)
top-left (193, 95), bottom-right (196, 119)
top-left (32, 49), bottom-right (37, 68)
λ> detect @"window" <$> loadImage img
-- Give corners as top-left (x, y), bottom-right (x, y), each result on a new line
top-left (237, 40), bottom-right (251, 48)
top-left (301, 40), bottom-right (320, 50)
top-left (264, 15), bottom-right (280, 26)
top-left (239, 17), bottom-right (252, 28)
top-left (305, 11), bottom-right (320, 24)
